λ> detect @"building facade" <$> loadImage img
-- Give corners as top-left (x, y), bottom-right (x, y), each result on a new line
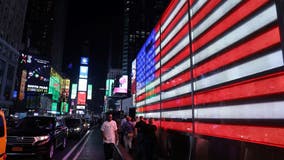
top-left (121, 0), bottom-right (170, 75)
top-left (22, 0), bottom-right (67, 72)
top-left (0, 0), bottom-right (28, 50)
top-left (0, 0), bottom-right (28, 113)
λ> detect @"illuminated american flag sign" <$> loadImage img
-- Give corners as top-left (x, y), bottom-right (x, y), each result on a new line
top-left (135, 0), bottom-right (284, 148)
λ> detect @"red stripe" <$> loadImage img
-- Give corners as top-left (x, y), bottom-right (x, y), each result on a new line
top-left (161, 46), bottom-right (190, 75)
top-left (191, 0), bottom-right (222, 28)
top-left (146, 87), bottom-right (161, 98)
top-left (193, 26), bottom-right (281, 78)
top-left (161, 121), bottom-right (193, 133)
top-left (137, 95), bottom-right (192, 112)
top-left (161, 23), bottom-right (189, 58)
top-left (161, 95), bottom-right (192, 110)
top-left (161, 3), bottom-right (189, 40)
top-left (195, 72), bottom-right (284, 105)
top-left (160, 0), bottom-right (180, 25)
top-left (195, 122), bottom-right (284, 148)
top-left (161, 71), bottom-right (191, 91)
top-left (136, 93), bottom-right (146, 102)
top-left (192, 0), bottom-right (269, 52)
top-left (136, 103), bottom-right (160, 112)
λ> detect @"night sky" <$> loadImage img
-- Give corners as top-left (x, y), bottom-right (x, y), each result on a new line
top-left (63, 0), bottom-right (124, 108)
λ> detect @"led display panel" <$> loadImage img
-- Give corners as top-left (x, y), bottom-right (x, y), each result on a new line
top-left (78, 79), bottom-right (87, 91)
top-left (87, 84), bottom-right (92, 100)
top-left (134, 0), bottom-right (284, 149)
top-left (105, 79), bottom-right (114, 97)
top-left (79, 66), bottom-right (88, 79)
top-left (77, 91), bottom-right (86, 105)
top-left (76, 105), bottom-right (85, 110)
top-left (113, 75), bottom-right (128, 94)
top-left (71, 84), bottom-right (77, 99)
top-left (80, 57), bottom-right (89, 65)
top-left (20, 54), bottom-right (51, 93)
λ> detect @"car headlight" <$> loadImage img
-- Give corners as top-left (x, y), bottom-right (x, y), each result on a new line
top-left (74, 127), bottom-right (81, 131)
top-left (34, 135), bottom-right (49, 142)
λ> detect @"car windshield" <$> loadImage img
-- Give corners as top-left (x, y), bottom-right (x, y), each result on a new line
top-left (65, 119), bottom-right (81, 127)
top-left (17, 117), bottom-right (54, 129)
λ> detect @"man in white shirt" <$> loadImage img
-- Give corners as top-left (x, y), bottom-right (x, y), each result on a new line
top-left (101, 114), bottom-right (118, 160)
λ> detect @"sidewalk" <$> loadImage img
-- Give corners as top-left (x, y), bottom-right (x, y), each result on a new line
top-left (77, 126), bottom-right (134, 160)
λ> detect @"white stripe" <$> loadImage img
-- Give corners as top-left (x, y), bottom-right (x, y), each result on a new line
top-left (141, 101), bottom-right (284, 120)
top-left (146, 94), bottom-right (161, 105)
top-left (136, 100), bottom-right (145, 108)
top-left (192, 0), bottom-right (242, 39)
top-left (161, 35), bottom-right (189, 67)
top-left (155, 46), bottom-right (160, 56)
top-left (193, 4), bottom-right (277, 65)
top-left (162, 109), bottom-right (192, 119)
top-left (137, 89), bottom-right (145, 96)
top-left (161, 58), bottom-right (191, 82)
top-left (161, 14), bottom-right (189, 50)
top-left (161, 0), bottom-right (187, 35)
top-left (143, 109), bottom-right (192, 119)
top-left (144, 112), bottom-right (160, 119)
top-left (194, 50), bottom-right (284, 91)
top-left (155, 0), bottom-right (187, 41)
top-left (191, 0), bottom-right (207, 18)
top-left (196, 101), bottom-right (284, 119)
top-left (161, 84), bottom-right (191, 100)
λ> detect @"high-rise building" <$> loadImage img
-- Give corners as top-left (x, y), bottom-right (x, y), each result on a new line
top-left (0, 0), bottom-right (28, 50)
top-left (121, 0), bottom-right (170, 91)
top-left (0, 0), bottom-right (28, 113)
top-left (22, 0), bottom-right (67, 72)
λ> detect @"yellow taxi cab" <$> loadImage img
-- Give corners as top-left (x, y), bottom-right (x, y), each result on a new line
top-left (0, 110), bottom-right (7, 160)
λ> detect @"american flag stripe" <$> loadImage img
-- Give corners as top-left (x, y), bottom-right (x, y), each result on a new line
top-left (193, 4), bottom-right (277, 65)
top-left (190, 0), bottom-right (222, 28)
top-left (195, 122), bottom-right (284, 148)
top-left (138, 101), bottom-right (284, 120)
top-left (192, 0), bottom-right (269, 51)
top-left (191, 0), bottom-right (242, 39)
top-left (137, 95), bottom-right (192, 112)
top-left (194, 50), bottom-right (283, 91)
top-left (193, 26), bottom-right (281, 78)
top-left (195, 71), bottom-right (284, 105)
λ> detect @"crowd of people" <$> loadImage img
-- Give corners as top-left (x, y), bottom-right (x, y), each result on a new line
top-left (100, 113), bottom-right (157, 160)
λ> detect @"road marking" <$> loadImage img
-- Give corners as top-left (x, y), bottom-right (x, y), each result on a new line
top-left (73, 130), bottom-right (92, 160)
top-left (62, 130), bottom-right (90, 160)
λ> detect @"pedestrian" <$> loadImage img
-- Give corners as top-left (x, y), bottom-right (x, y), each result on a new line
top-left (134, 116), bottom-right (147, 160)
top-left (101, 114), bottom-right (118, 160)
top-left (144, 118), bottom-right (157, 160)
top-left (122, 116), bottom-right (135, 153)
top-left (120, 115), bottom-right (127, 146)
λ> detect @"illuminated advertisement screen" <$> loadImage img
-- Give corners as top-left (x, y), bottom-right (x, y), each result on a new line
top-left (105, 79), bottom-right (114, 96)
top-left (51, 102), bottom-right (57, 111)
top-left (80, 57), bottom-right (89, 65)
top-left (20, 54), bottom-right (51, 93)
top-left (76, 105), bottom-right (85, 110)
top-left (79, 66), bottom-right (88, 79)
top-left (87, 84), bottom-right (92, 100)
top-left (113, 75), bottom-right (128, 94)
top-left (77, 92), bottom-right (86, 105)
top-left (61, 102), bottom-right (69, 113)
top-left (48, 76), bottom-right (60, 101)
top-left (78, 79), bottom-right (87, 91)
top-left (71, 84), bottom-right (77, 99)
top-left (131, 59), bottom-right (136, 94)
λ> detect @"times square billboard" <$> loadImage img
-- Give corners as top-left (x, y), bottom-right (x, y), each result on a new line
top-left (19, 54), bottom-right (51, 93)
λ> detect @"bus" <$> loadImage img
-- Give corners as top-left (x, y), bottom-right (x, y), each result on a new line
top-left (133, 0), bottom-right (284, 159)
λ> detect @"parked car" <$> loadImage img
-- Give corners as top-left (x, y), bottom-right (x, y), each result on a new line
top-left (64, 118), bottom-right (85, 138)
top-left (0, 110), bottom-right (7, 160)
top-left (6, 116), bottom-right (67, 159)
